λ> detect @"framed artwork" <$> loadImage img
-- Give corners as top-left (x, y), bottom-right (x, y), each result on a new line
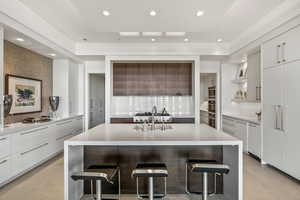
top-left (6, 74), bottom-right (42, 115)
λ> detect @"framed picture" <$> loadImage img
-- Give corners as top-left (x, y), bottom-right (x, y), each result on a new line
top-left (6, 74), bottom-right (42, 115)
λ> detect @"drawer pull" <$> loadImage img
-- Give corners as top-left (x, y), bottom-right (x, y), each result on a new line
top-left (56, 120), bottom-right (73, 126)
top-left (21, 127), bottom-right (48, 135)
top-left (20, 143), bottom-right (48, 156)
top-left (0, 137), bottom-right (8, 141)
top-left (0, 159), bottom-right (8, 165)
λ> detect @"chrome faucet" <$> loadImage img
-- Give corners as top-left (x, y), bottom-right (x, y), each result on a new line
top-left (151, 106), bottom-right (157, 130)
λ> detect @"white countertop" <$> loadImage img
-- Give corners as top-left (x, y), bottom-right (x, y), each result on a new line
top-left (65, 124), bottom-right (242, 146)
top-left (222, 112), bottom-right (260, 124)
top-left (0, 114), bottom-right (83, 137)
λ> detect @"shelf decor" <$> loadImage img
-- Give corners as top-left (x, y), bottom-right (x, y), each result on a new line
top-left (6, 74), bottom-right (42, 115)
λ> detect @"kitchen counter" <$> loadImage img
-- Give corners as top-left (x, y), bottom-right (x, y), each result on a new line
top-left (222, 112), bottom-right (260, 124)
top-left (0, 115), bottom-right (83, 137)
top-left (64, 124), bottom-right (243, 200)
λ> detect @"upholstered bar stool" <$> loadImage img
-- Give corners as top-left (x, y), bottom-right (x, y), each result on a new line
top-left (185, 160), bottom-right (230, 200)
top-left (132, 163), bottom-right (168, 200)
top-left (71, 165), bottom-right (120, 200)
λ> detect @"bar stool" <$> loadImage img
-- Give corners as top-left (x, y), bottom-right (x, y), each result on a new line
top-left (132, 163), bottom-right (168, 200)
top-left (71, 165), bottom-right (120, 200)
top-left (185, 160), bottom-right (230, 200)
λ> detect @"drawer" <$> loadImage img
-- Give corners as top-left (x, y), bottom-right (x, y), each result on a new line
top-left (54, 119), bottom-right (74, 139)
top-left (12, 142), bottom-right (49, 176)
top-left (12, 126), bottom-right (49, 154)
top-left (0, 156), bottom-right (11, 184)
top-left (0, 135), bottom-right (10, 159)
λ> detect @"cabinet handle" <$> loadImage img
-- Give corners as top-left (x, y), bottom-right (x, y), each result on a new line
top-left (56, 132), bottom-right (74, 141)
top-left (280, 106), bottom-right (285, 132)
top-left (0, 137), bottom-right (8, 141)
top-left (282, 42), bottom-right (286, 62)
top-left (56, 120), bottom-right (72, 126)
top-left (276, 45), bottom-right (281, 64)
top-left (21, 127), bottom-right (48, 135)
top-left (0, 159), bottom-right (8, 165)
top-left (20, 143), bottom-right (48, 156)
top-left (274, 105), bottom-right (281, 130)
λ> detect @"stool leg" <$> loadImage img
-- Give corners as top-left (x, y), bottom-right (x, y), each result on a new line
top-left (202, 172), bottom-right (208, 200)
top-left (96, 180), bottom-right (102, 200)
top-left (91, 180), bottom-right (94, 199)
top-left (148, 177), bottom-right (154, 200)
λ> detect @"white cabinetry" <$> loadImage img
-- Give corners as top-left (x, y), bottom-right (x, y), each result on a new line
top-left (263, 25), bottom-right (300, 179)
top-left (235, 120), bottom-right (248, 152)
top-left (222, 116), bottom-right (236, 135)
top-left (247, 51), bottom-right (261, 102)
top-left (248, 123), bottom-right (261, 158)
top-left (0, 115), bottom-right (83, 187)
top-left (263, 25), bottom-right (300, 69)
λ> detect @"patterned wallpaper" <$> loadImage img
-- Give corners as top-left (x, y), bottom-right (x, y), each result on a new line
top-left (4, 41), bottom-right (53, 123)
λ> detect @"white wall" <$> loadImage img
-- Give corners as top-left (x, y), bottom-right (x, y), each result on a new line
top-left (53, 59), bottom-right (69, 117)
top-left (53, 59), bottom-right (82, 118)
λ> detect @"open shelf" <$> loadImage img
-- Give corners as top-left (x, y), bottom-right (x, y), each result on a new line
top-left (231, 78), bottom-right (247, 84)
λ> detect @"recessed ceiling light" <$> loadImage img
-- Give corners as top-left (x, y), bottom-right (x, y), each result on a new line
top-left (119, 32), bottom-right (140, 37)
top-left (151, 38), bottom-right (156, 42)
top-left (102, 10), bottom-right (110, 16)
top-left (196, 10), bottom-right (204, 16)
top-left (16, 38), bottom-right (24, 42)
top-left (184, 38), bottom-right (189, 42)
top-left (165, 32), bottom-right (186, 37)
top-left (217, 38), bottom-right (223, 42)
top-left (48, 53), bottom-right (56, 57)
top-left (150, 10), bottom-right (157, 16)
top-left (142, 32), bottom-right (162, 37)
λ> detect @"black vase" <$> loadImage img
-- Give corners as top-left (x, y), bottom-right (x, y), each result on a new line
top-left (3, 95), bottom-right (13, 117)
top-left (49, 96), bottom-right (59, 112)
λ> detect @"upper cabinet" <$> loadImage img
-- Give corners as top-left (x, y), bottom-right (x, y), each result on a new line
top-left (113, 63), bottom-right (192, 96)
top-left (262, 25), bottom-right (300, 69)
top-left (247, 51), bottom-right (261, 102)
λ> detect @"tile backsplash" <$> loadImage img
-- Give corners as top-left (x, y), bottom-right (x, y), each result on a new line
top-left (111, 96), bottom-right (194, 117)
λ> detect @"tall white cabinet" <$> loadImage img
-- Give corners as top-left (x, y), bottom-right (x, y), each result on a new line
top-left (262, 25), bottom-right (300, 180)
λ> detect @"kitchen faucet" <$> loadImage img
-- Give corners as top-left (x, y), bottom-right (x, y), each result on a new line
top-left (151, 106), bottom-right (157, 130)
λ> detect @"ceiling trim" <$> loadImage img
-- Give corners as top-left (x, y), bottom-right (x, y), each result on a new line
top-left (229, 0), bottom-right (300, 55)
top-left (0, 0), bottom-right (82, 63)
top-left (76, 42), bottom-right (230, 56)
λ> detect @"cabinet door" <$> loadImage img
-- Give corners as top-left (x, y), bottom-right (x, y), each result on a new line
top-left (222, 117), bottom-right (236, 135)
top-left (248, 123), bottom-right (261, 158)
top-left (284, 61), bottom-right (300, 179)
top-left (247, 51), bottom-right (261, 101)
top-left (235, 120), bottom-right (248, 152)
top-left (263, 66), bottom-right (285, 168)
top-left (0, 135), bottom-right (10, 159)
top-left (282, 26), bottom-right (300, 63)
top-left (0, 156), bottom-right (11, 184)
top-left (262, 36), bottom-right (284, 68)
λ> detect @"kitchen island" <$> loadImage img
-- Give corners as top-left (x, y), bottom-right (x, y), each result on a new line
top-left (64, 124), bottom-right (243, 200)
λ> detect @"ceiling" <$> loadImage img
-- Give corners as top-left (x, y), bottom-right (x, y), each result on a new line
top-left (4, 26), bottom-right (64, 59)
top-left (18, 0), bottom-right (287, 43)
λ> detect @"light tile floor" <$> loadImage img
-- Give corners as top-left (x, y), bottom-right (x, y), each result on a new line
top-left (0, 154), bottom-right (300, 200)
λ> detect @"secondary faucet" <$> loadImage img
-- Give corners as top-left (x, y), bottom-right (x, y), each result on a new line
top-left (151, 106), bottom-right (157, 130)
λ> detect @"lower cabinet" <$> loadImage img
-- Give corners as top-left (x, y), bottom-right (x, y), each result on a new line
top-left (235, 120), bottom-right (248, 152)
top-left (0, 156), bottom-right (11, 184)
top-left (0, 115), bottom-right (83, 187)
top-left (222, 116), bottom-right (261, 155)
top-left (248, 123), bottom-right (261, 158)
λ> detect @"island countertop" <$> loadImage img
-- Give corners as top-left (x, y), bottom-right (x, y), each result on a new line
top-left (65, 124), bottom-right (242, 146)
